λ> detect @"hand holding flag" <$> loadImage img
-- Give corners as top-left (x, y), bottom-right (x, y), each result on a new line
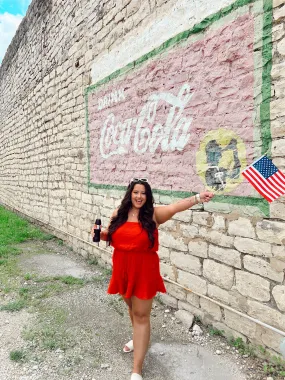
top-left (242, 156), bottom-right (285, 202)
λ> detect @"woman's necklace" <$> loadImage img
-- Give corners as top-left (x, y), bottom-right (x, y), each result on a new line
top-left (131, 209), bottom-right (138, 217)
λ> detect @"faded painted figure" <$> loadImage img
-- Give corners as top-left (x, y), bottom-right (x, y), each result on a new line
top-left (95, 179), bottom-right (214, 380)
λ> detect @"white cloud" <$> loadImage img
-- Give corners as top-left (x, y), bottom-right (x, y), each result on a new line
top-left (0, 12), bottom-right (23, 63)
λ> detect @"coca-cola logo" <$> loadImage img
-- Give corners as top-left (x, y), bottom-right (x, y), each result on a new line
top-left (99, 83), bottom-right (193, 159)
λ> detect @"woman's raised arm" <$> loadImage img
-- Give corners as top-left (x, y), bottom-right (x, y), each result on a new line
top-left (154, 191), bottom-right (214, 225)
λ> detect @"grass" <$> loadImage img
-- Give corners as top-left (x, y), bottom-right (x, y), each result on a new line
top-left (228, 337), bottom-right (253, 356)
top-left (9, 349), bottom-right (26, 362)
top-left (0, 299), bottom-right (27, 312)
top-left (259, 348), bottom-right (285, 377)
top-left (208, 327), bottom-right (224, 337)
top-left (23, 306), bottom-right (74, 351)
top-left (0, 205), bottom-right (54, 301)
top-left (0, 205), bottom-right (53, 252)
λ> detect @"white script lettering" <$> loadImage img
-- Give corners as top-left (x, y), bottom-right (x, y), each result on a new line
top-left (98, 88), bottom-right (125, 111)
top-left (99, 83), bottom-right (193, 159)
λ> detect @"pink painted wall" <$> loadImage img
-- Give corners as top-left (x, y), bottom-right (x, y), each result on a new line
top-left (88, 13), bottom-right (255, 195)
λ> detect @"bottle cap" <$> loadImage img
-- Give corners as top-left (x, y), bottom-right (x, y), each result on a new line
top-left (95, 219), bottom-right (102, 225)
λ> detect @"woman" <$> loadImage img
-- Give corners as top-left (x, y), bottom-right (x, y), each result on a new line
top-left (99, 178), bottom-right (214, 380)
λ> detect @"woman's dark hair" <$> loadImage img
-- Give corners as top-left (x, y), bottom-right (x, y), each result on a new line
top-left (108, 181), bottom-right (156, 248)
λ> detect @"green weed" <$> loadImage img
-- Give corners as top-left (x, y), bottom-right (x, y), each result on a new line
top-left (24, 273), bottom-right (33, 280)
top-left (0, 299), bottom-right (27, 312)
top-left (88, 258), bottom-right (98, 266)
top-left (262, 355), bottom-right (285, 377)
top-left (23, 307), bottom-right (73, 351)
top-left (209, 327), bottom-right (224, 337)
top-left (228, 337), bottom-right (255, 356)
top-left (9, 349), bottom-right (26, 362)
top-left (57, 276), bottom-right (85, 285)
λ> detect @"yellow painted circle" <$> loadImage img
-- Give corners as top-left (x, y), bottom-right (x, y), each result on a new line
top-left (196, 128), bottom-right (247, 193)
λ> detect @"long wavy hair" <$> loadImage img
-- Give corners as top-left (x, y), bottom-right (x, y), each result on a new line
top-left (108, 181), bottom-right (156, 248)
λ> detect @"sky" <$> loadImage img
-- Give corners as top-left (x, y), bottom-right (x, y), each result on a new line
top-left (0, 0), bottom-right (32, 63)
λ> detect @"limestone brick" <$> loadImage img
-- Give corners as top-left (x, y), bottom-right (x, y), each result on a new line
top-left (199, 227), bottom-right (234, 248)
top-left (271, 62), bottom-right (285, 80)
top-left (212, 214), bottom-right (226, 231)
top-left (200, 298), bottom-right (222, 321)
top-left (208, 284), bottom-right (230, 305)
top-left (270, 258), bottom-right (285, 273)
top-left (186, 292), bottom-right (200, 308)
top-left (160, 219), bottom-right (177, 232)
top-left (272, 138), bottom-right (285, 157)
top-left (235, 271), bottom-right (270, 302)
top-left (203, 260), bottom-right (234, 290)
top-left (160, 293), bottom-right (178, 309)
top-left (209, 245), bottom-right (241, 268)
top-left (256, 220), bottom-right (285, 244)
top-left (224, 309), bottom-right (256, 339)
top-left (247, 300), bottom-right (285, 331)
top-left (173, 210), bottom-right (192, 223)
top-left (165, 282), bottom-right (187, 301)
top-left (243, 255), bottom-right (284, 282)
top-left (159, 231), bottom-right (188, 251)
top-left (260, 327), bottom-right (284, 353)
top-left (272, 245), bottom-right (285, 259)
top-left (277, 38), bottom-right (285, 56)
top-left (170, 251), bottom-right (202, 275)
top-left (212, 321), bottom-right (247, 342)
top-left (192, 211), bottom-right (213, 227)
top-left (272, 285), bottom-right (285, 312)
top-left (188, 240), bottom-right (208, 258)
top-left (178, 300), bottom-right (204, 320)
top-left (177, 269), bottom-right (207, 295)
top-left (272, 24), bottom-right (285, 42)
top-left (180, 224), bottom-right (199, 239)
top-left (160, 262), bottom-right (175, 280)
top-left (273, 0), bottom-right (285, 7)
top-left (233, 237), bottom-right (272, 257)
top-left (158, 246), bottom-right (170, 260)
top-left (274, 3), bottom-right (285, 20)
top-left (228, 218), bottom-right (255, 238)
top-left (270, 201), bottom-right (285, 221)
top-left (271, 99), bottom-right (285, 119)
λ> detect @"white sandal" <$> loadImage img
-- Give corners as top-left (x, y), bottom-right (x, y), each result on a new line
top-left (123, 339), bottom-right (134, 353)
top-left (131, 374), bottom-right (142, 380)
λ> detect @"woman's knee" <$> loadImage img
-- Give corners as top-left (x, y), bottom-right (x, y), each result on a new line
top-left (132, 309), bottom-right (150, 324)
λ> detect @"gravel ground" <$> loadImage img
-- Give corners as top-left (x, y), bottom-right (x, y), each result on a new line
top-left (0, 240), bottom-right (282, 380)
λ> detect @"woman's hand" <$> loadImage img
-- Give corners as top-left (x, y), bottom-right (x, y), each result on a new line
top-left (90, 226), bottom-right (109, 242)
top-left (199, 191), bottom-right (214, 203)
top-left (100, 230), bottom-right (109, 241)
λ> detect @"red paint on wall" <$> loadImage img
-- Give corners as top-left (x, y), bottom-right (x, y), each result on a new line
top-left (88, 14), bottom-right (255, 194)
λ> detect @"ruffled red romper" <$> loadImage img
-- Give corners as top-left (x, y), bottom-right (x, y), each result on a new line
top-left (107, 222), bottom-right (166, 299)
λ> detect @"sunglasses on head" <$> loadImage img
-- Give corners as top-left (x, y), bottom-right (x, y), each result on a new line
top-left (131, 178), bottom-right (148, 183)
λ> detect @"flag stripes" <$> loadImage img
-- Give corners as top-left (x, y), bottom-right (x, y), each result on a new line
top-left (242, 156), bottom-right (285, 203)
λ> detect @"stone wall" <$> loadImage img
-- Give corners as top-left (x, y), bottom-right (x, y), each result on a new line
top-left (0, 0), bottom-right (285, 356)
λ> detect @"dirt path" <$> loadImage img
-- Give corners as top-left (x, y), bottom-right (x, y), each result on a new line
top-left (0, 240), bottom-right (268, 379)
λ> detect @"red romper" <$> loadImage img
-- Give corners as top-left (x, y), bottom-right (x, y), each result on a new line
top-left (107, 222), bottom-right (166, 299)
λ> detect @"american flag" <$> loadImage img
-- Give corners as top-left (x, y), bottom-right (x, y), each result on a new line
top-left (242, 156), bottom-right (285, 202)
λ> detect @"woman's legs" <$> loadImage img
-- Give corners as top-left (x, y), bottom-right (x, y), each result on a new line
top-left (122, 296), bottom-right (134, 352)
top-left (123, 296), bottom-right (134, 326)
top-left (131, 296), bottom-right (153, 375)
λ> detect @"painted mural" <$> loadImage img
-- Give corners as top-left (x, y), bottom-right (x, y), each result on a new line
top-left (86, 0), bottom-right (271, 205)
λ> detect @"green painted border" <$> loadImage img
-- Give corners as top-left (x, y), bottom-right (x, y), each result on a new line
top-left (261, 0), bottom-right (273, 156)
top-left (85, 0), bottom-right (272, 217)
